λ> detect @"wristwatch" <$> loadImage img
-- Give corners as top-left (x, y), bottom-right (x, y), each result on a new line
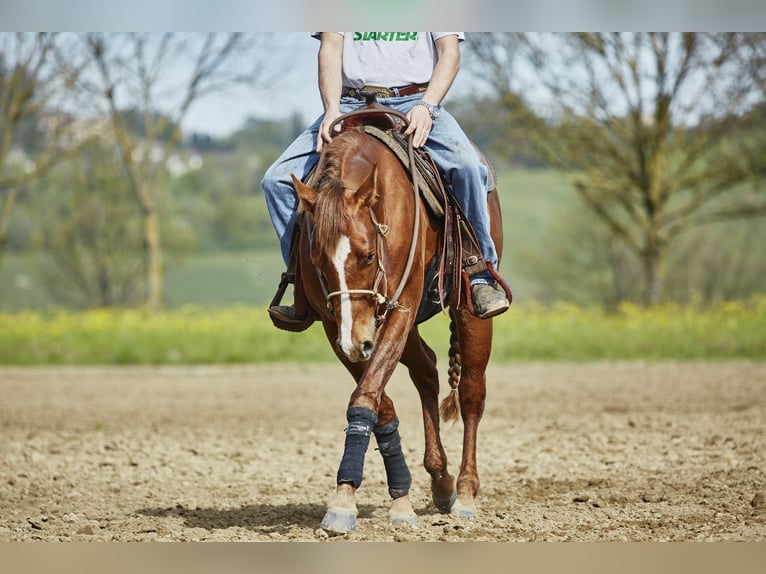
top-left (416, 100), bottom-right (439, 120)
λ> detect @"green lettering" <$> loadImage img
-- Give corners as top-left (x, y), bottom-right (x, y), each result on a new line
top-left (355, 32), bottom-right (418, 42)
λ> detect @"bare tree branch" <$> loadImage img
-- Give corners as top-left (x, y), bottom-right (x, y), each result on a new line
top-left (0, 33), bottom-right (91, 272)
top-left (80, 32), bottom-right (289, 312)
top-left (466, 32), bottom-right (766, 304)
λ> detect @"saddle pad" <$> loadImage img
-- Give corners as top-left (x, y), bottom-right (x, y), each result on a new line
top-left (362, 126), bottom-right (446, 218)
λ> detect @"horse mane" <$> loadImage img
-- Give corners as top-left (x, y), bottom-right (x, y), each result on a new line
top-left (312, 129), bottom-right (370, 259)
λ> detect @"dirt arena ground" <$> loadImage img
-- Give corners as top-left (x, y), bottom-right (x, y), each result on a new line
top-left (1, 362), bottom-right (764, 542)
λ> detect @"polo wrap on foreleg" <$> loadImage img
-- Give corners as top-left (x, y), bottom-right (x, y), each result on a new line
top-left (374, 417), bottom-right (412, 499)
top-left (336, 407), bottom-right (377, 489)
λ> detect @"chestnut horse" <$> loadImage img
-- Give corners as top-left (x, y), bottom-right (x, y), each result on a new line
top-left (290, 122), bottom-right (505, 533)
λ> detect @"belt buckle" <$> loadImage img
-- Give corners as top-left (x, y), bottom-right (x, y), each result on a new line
top-left (361, 85), bottom-right (390, 97)
top-left (359, 86), bottom-right (389, 104)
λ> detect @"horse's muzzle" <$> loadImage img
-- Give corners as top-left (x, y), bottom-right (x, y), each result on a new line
top-left (338, 338), bottom-right (376, 363)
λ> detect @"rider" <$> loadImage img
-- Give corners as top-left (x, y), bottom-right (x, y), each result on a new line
top-left (263, 32), bottom-right (510, 325)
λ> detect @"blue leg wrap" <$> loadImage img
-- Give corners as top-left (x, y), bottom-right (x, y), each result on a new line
top-left (374, 418), bottom-right (412, 499)
top-left (336, 407), bottom-right (377, 489)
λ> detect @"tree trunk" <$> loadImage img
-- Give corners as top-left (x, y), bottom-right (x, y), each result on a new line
top-left (142, 201), bottom-right (163, 313)
top-left (641, 245), bottom-right (665, 306)
top-left (0, 187), bottom-right (19, 273)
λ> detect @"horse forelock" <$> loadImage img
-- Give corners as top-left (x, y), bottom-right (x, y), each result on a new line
top-left (313, 178), bottom-right (347, 261)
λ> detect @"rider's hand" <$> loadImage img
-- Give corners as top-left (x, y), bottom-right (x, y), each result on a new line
top-left (404, 104), bottom-right (433, 149)
top-left (317, 110), bottom-right (342, 153)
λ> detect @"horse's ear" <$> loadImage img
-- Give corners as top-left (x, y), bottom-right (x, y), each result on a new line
top-left (355, 163), bottom-right (379, 209)
top-left (291, 173), bottom-right (317, 214)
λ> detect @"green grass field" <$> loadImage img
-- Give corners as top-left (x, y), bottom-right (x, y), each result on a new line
top-left (1, 297), bottom-right (764, 365)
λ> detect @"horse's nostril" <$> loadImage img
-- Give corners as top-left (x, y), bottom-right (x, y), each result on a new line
top-left (362, 340), bottom-right (374, 357)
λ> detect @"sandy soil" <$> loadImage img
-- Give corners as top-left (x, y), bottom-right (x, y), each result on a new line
top-left (1, 362), bottom-right (764, 542)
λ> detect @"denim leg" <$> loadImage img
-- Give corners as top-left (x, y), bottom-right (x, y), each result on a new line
top-left (423, 110), bottom-right (498, 267)
top-left (379, 97), bottom-right (499, 268)
top-left (262, 118), bottom-right (321, 266)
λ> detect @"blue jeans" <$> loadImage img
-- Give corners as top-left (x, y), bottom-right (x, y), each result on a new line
top-left (262, 94), bottom-right (499, 270)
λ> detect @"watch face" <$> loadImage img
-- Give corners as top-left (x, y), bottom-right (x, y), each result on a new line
top-left (419, 101), bottom-right (437, 119)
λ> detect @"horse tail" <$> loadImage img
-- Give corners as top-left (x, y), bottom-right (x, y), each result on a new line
top-left (439, 313), bottom-right (461, 422)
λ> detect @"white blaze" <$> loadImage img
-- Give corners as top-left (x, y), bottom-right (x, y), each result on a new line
top-left (332, 236), bottom-right (353, 354)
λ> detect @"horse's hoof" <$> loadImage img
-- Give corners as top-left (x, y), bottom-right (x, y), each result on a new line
top-left (320, 508), bottom-right (357, 533)
top-left (433, 491), bottom-right (457, 514)
top-left (388, 495), bottom-right (417, 527)
top-left (450, 499), bottom-right (476, 518)
top-left (388, 512), bottom-right (417, 527)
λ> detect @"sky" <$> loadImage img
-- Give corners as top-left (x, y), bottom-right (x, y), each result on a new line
top-left (182, 34), bottom-right (324, 137)
top-left (1, 0), bottom-right (764, 31)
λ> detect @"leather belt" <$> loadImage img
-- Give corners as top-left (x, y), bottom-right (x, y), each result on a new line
top-left (342, 83), bottom-right (428, 100)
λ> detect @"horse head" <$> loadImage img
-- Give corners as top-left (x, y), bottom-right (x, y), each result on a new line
top-left (291, 145), bottom-right (388, 363)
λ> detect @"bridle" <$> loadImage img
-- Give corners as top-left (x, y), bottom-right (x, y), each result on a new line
top-left (311, 105), bottom-right (421, 327)
top-left (316, 206), bottom-right (394, 326)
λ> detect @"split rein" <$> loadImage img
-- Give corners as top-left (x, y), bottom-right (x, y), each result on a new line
top-left (317, 106), bottom-right (422, 326)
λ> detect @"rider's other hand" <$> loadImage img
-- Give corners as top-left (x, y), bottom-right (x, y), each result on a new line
top-left (404, 105), bottom-right (433, 149)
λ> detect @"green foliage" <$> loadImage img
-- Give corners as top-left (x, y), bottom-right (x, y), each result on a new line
top-left (166, 131), bottom-right (282, 252)
top-left (37, 143), bottom-right (146, 308)
top-left (0, 252), bottom-right (51, 310)
top-left (496, 168), bottom-right (766, 307)
top-left (117, 107), bottom-right (180, 142)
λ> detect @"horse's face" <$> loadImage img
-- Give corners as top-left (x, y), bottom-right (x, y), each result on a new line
top-left (292, 168), bottom-right (384, 363)
top-left (322, 210), bottom-right (381, 363)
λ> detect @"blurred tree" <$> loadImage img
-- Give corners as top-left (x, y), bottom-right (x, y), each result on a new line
top-left (40, 142), bottom-right (144, 308)
top-left (0, 32), bottom-right (89, 272)
top-left (737, 32), bottom-right (766, 96)
top-left (449, 95), bottom-right (547, 169)
top-left (469, 32), bottom-right (766, 305)
top-left (81, 33), bottom-right (284, 312)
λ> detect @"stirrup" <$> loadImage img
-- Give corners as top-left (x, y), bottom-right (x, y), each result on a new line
top-left (268, 271), bottom-right (315, 332)
top-left (461, 263), bottom-right (513, 319)
top-left (470, 283), bottom-right (510, 319)
top-left (269, 304), bottom-right (308, 324)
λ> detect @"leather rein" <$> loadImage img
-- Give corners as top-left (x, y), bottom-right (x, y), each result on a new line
top-left (314, 105), bottom-right (421, 325)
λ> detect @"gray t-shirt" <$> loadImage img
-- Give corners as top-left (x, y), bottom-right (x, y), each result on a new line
top-left (313, 32), bottom-right (464, 89)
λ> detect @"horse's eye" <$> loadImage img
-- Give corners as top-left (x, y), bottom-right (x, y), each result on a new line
top-left (364, 253), bottom-right (375, 265)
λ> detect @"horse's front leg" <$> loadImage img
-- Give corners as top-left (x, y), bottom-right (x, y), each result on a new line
top-left (319, 313), bottom-right (413, 533)
top-left (320, 396), bottom-right (418, 532)
top-left (319, 405), bottom-right (376, 534)
top-left (374, 393), bottom-right (417, 526)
